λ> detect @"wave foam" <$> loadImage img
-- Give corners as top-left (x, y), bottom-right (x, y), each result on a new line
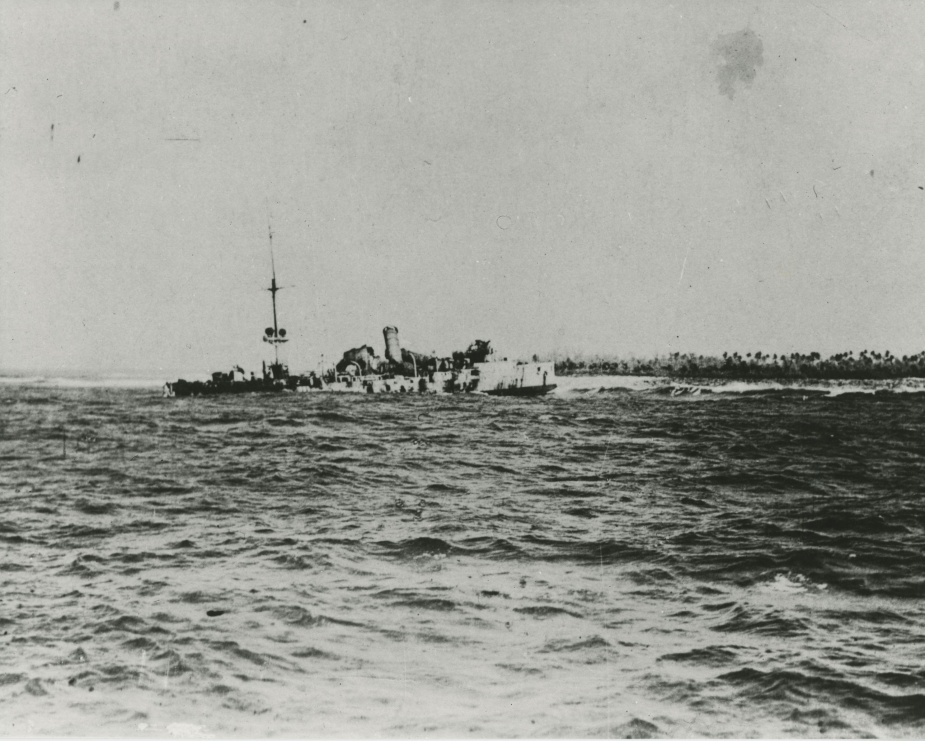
top-left (757, 573), bottom-right (828, 595)
top-left (0, 375), bottom-right (175, 389)
top-left (553, 375), bottom-right (664, 394)
top-left (554, 375), bottom-right (925, 397)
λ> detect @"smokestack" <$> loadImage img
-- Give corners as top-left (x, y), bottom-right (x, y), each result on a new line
top-left (383, 326), bottom-right (401, 363)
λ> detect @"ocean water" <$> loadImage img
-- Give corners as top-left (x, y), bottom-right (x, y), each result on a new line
top-left (1, 379), bottom-right (924, 738)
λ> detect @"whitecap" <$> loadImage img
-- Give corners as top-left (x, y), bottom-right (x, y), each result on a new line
top-left (165, 722), bottom-right (213, 739)
top-left (757, 573), bottom-right (828, 595)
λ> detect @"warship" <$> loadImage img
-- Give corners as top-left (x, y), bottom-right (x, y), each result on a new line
top-left (164, 244), bottom-right (556, 398)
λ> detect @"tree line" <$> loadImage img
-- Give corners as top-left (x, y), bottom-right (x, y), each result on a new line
top-left (553, 350), bottom-right (925, 380)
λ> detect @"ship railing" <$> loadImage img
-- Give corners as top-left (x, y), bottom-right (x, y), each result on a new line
top-left (334, 372), bottom-right (387, 384)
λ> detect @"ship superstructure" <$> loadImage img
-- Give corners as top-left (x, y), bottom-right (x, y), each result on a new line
top-left (313, 326), bottom-right (556, 396)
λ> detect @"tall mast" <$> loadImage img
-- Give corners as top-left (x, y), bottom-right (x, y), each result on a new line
top-left (268, 223), bottom-right (280, 364)
top-left (263, 219), bottom-right (287, 365)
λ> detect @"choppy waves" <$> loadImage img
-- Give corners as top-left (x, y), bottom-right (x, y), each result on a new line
top-left (1, 386), bottom-right (924, 737)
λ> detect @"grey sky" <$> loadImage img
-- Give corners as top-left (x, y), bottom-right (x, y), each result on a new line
top-left (2, 1), bottom-right (923, 375)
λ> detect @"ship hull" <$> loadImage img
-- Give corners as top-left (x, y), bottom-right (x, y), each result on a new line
top-left (166, 366), bottom-right (558, 398)
top-left (165, 379), bottom-right (287, 397)
top-left (484, 384), bottom-right (557, 397)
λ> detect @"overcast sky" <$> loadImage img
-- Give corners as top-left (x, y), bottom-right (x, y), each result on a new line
top-left (2, 0), bottom-right (923, 375)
